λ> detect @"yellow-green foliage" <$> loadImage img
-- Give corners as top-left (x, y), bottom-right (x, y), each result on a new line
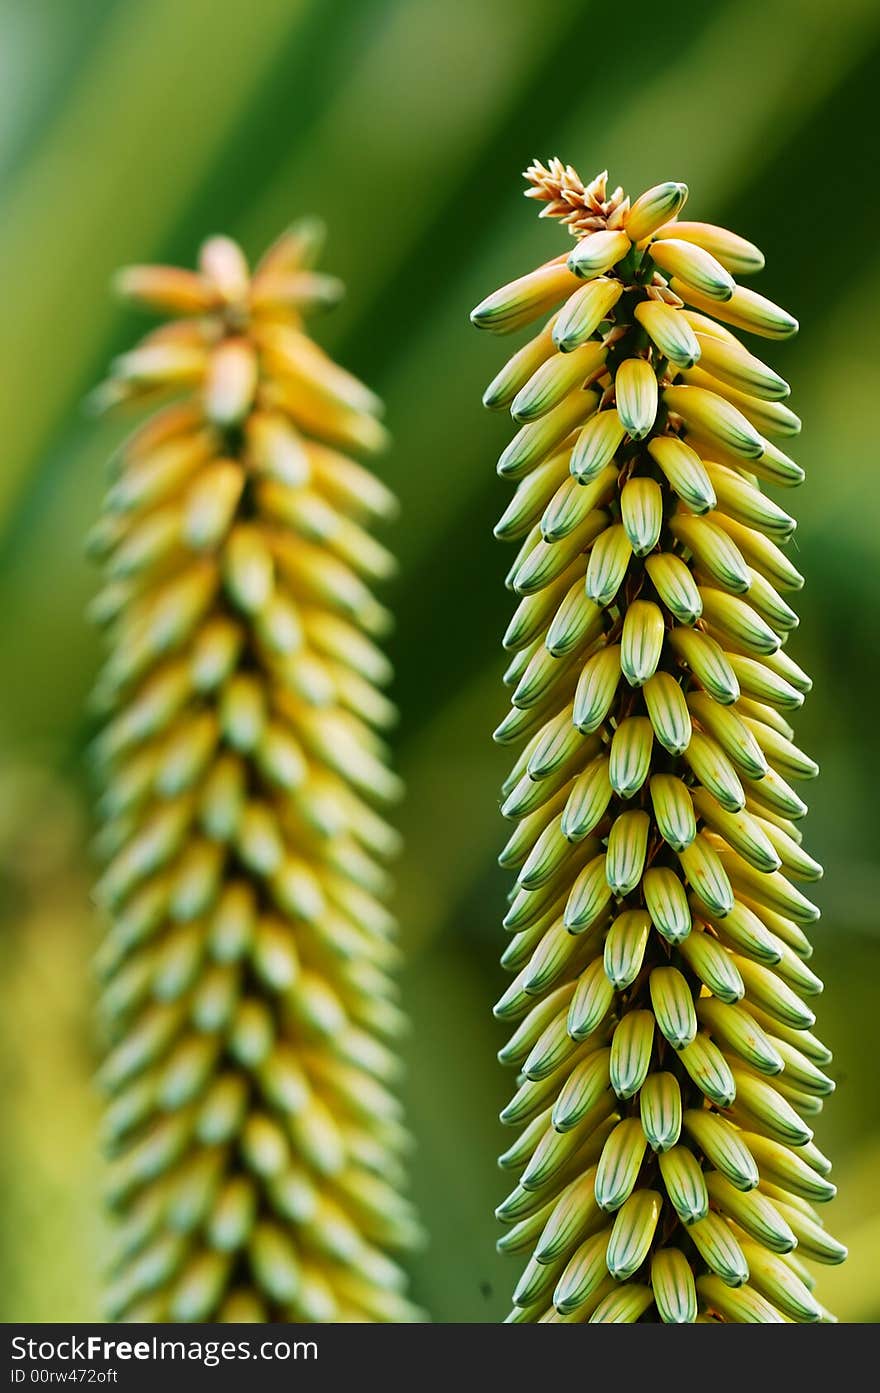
top-left (473, 161), bottom-right (844, 1323)
top-left (89, 223), bottom-right (421, 1322)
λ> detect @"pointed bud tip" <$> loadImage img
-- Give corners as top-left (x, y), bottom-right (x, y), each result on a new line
top-left (470, 299), bottom-right (496, 329)
top-left (111, 266), bottom-right (136, 299)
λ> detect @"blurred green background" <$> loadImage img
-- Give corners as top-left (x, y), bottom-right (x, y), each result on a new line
top-left (1, 0), bottom-right (878, 1323)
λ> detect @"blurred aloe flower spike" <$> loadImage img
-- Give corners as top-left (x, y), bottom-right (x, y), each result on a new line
top-left (88, 221), bottom-right (423, 1323)
top-left (473, 159), bottom-right (843, 1325)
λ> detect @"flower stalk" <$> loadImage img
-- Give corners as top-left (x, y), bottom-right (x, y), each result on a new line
top-left (473, 159), bottom-right (843, 1324)
top-left (89, 222), bottom-right (421, 1322)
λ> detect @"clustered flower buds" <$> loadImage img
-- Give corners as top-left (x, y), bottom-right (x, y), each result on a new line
top-left (89, 223), bottom-right (421, 1322)
top-left (472, 161), bottom-right (844, 1324)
